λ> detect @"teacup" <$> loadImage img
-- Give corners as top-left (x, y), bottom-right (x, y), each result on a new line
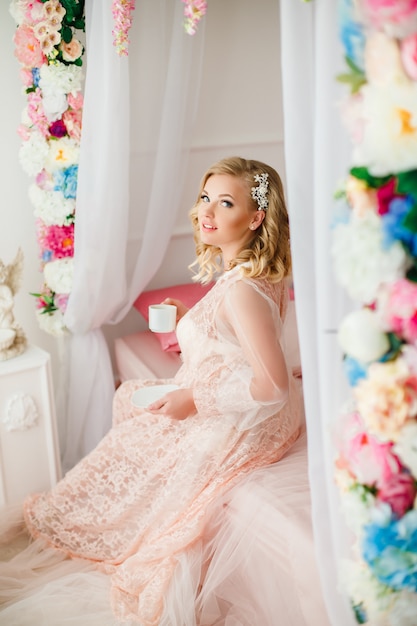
top-left (148, 304), bottom-right (177, 333)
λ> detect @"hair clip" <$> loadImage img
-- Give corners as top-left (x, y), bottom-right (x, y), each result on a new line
top-left (251, 173), bottom-right (269, 211)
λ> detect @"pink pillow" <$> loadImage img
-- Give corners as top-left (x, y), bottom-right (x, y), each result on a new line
top-left (133, 283), bottom-right (214, 352)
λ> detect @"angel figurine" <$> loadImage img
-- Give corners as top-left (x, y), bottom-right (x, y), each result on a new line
top-left (0, 248), bottom-right (27, 360)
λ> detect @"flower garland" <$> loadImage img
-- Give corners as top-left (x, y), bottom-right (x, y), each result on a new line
top-left (181, 0), bottom-right (207, 36)
top-left (332, 0), bottom-right (417, 623)
top-left (111, 0), bottom-right (207, 56)
top-left (111, 0), bottom-right (135, 55)
top-left (10, 0), bottom-right (85, 336)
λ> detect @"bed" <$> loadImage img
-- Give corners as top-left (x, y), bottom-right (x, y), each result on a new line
top-left (113, 283), bottom-right (330, 625)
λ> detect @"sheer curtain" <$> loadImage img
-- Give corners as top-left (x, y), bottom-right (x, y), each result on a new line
top-left (60, 0), bottom-right (205, 471)
top-left (279, 1), bottom-right (356, 624)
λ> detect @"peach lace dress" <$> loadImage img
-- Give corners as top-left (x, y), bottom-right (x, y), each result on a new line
top-left (0, 268), bottom-right (327, 626)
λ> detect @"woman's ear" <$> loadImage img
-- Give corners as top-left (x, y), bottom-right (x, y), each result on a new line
top-left (250, 210), bottom-right (265, 230)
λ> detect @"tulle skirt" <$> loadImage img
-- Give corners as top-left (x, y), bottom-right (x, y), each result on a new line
top-left (0, 430), bottom-right (330, 626)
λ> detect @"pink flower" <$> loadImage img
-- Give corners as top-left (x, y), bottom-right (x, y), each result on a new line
top-left (62, 109), bottom-right (82, 141)
top-left (55, 293), bottom-right (69, 313)
top-left (182, 0), bottom-right (207, 35)
top-left (346, 175), bottom-right (378, 217)
top-left (27, 89), bottom-right (49, 137)
top-left (112, 0), bottom-right (136, 56)
top-left (59, 38), bottom-right (83, 63)
top-left (17, 125), bottom-right (31, 141)
top-left (376, 177), bottom-right (403, 216)
top-left (361, 0), bottom-right (417, 38)
top-left (336, 410), bottom-right (403, 485)
top-left (35, 169), bottom-right (54, 190)
top-left (37, 223), bottom-right (74, 261)
top-left (377, 279), bottom-right (417, 344)
top-left (377, 472), bottom-right (416, 517)
top-left (20, 68), bottom-right (34, 87)
top-left (401, 34), bottom-right (417, 80)
top-left (364, 31), bottom-right (406, 85)
top-left (14, 24), bottom-right (46, 68)
top-left (67, 92), bottom-right (84, 110)
top-left (354, 357), bottom-right (417, 442)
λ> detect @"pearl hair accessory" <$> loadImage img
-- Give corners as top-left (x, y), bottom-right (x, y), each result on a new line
top-left (251, 173), bottom-right (269, 211)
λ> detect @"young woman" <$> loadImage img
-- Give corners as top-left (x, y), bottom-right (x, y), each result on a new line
top-left (0, 157), bottom-right (327, 625)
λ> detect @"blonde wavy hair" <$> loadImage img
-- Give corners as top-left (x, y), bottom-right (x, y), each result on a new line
top-left (189, 156), bottom-right (291, 284)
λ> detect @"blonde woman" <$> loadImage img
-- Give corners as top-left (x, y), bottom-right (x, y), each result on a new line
top-left (0, 158), bottom-right (318, 625)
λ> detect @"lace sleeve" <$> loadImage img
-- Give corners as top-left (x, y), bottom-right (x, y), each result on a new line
top-left (193, 279), bottom-right (289, 431)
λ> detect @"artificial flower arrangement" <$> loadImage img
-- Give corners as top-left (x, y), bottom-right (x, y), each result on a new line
top-left (11, 0), bottom-right (206, 336)
top-left (332, 0), bottom-right (417, 623)
top-left (10, 0), bottom-right (85, 336)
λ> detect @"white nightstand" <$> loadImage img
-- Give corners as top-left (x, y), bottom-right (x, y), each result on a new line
top-left (0, 345), bottom-right (61, 506)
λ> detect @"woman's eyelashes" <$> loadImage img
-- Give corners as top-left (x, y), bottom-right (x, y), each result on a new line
top-left (200, 193), bottom-right (233, 208)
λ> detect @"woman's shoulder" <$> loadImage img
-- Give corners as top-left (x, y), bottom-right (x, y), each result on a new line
top-left (219, 268), bottom-right (285, 306)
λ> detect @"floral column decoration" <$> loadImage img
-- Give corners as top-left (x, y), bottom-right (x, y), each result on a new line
top-left (332, 0), bottom-right (417, 623)
top-left (10, 0), bottom-right (85, 336)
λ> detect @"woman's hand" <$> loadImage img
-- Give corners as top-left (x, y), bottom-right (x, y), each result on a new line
top-left (147, 388), bottom-right (196, 420)
top-left (162, 298), bottom-right (189, 323)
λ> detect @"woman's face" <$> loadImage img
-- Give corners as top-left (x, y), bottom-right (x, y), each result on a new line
top-left (197, 174), bottom-right (264, 262)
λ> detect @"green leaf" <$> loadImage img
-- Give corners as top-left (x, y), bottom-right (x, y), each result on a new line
top-left (336, 72), bottom-right (366, 94)
top-left (74, 19), bottom-right (85, 30)
top-left (61, 25), bottom-right (73, 44)
top-left (349, 167), bottom-right (392, 189)
top-left (406, 261), bottom-right (417, 282)
top-left (336, 56), bottom-right (366, 94)
top-left (403, 204), bottom-right (417, 233)
top-left (397, 170), bottom-right (417, 199)
top-left (61, 0), bottom-right (74, 22)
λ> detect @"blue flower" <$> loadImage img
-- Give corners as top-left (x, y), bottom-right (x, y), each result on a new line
top-left (338, 0), bottom-right (365, 71)
top-left (343, 356), bottom-right (367, 387)
top-left (362, 510), bottom-right (417, 592)
top-left (31, 68), bottom-right (40, 87)
top-left (53, 165), bottom-right (78, 199)
top-left (381, 196), bottom-right (417, 255)
top-left (42, 249), bottom-right (53, 262)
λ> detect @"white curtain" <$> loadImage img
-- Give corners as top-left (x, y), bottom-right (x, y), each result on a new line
top-left (279, 1), bottom-right (356, 624)
top-left (60, 0), bottom-right (205, 471)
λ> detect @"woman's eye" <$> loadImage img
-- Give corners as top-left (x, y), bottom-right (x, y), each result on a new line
top-left (200, 194), bottom-right (209, 203)
top-left (221, 200), bottom-right (233, 208)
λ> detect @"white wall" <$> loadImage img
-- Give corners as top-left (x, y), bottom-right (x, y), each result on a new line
top-left (0, 0), bottom-right (285, 383)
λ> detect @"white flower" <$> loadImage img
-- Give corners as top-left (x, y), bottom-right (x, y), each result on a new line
top-left (10, 0), bottom-right (45, 25)
top-left (338, 308), bottom-right (390, 363)
top-left (340, 557), bottom-right (394, 621)
top-left (394, 421), bottom-right (417, 478)
top-left (39, 64), bottom-right (84, 97)
top-left (339, 486), bottom-right (376, 535)
top-left (36, 309), bottom-right (68, 337)
top-left (41, 87), bottom-right (68, 122)
top-left (9, 0), bottom-right (27, 25)
top-left (29, 185), bottom-right (75, 226)
top-left (46, 136), bottom-right (79, 172)
top-left (331, 212), bottom-right (410, 304)
top-left (18, 131), bottom-right (49, 176)
top-left (388, 591), bottom-right (417, 626)
top-left (43, 258), bottom-right (74, 294)
top-left (352, 81), bottom-right (417, 176)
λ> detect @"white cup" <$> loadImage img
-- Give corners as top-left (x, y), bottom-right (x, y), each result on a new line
top-left (148, 304), bottom-right (177, 333)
